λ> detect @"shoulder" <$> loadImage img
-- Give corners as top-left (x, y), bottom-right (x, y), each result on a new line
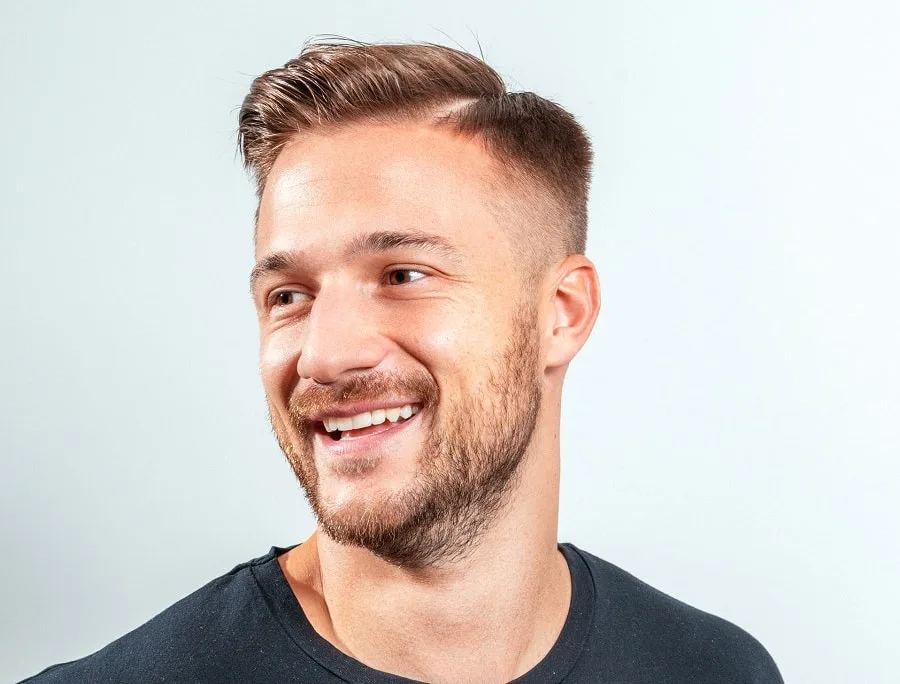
top-left (18, 550), bottom-right (281, 684)
top-left (566, 544), bottom-right (783, 684)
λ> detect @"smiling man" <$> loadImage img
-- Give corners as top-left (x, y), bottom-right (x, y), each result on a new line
top-left (21, 40), bottom-right (782, 684)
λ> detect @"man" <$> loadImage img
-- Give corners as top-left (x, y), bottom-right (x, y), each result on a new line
top-left (22, 40), bottom-right (783, 683)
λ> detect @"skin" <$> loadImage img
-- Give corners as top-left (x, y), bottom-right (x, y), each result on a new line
top-left (251, 120), bottom-right (601, 684)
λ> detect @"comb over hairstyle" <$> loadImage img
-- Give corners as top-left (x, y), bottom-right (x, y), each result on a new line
top-left (239, 38), bottom-right (593, 261)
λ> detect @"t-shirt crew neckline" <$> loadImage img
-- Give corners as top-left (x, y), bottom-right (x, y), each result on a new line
top-left (251, 542), bottom-right (595, 684)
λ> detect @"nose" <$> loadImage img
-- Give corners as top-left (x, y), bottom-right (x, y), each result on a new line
top-left (296, 280), bottom-right (390, 384)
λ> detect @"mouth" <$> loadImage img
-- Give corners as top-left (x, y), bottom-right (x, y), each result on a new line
top-left (313, 403), bottom-right (422, 443)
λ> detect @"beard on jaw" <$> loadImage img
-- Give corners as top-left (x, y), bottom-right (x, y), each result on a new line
top-left (267, 302), bottom-right (544, 569)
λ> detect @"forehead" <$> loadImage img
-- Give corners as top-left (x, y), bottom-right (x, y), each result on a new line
top-left (255, 122), bottom-right (510, 259)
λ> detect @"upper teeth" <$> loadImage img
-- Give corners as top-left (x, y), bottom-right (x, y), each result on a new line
top-left (322, 404), bottom-right (419, 433)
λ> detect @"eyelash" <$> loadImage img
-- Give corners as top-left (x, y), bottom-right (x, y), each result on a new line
top-left (384, 267), bottom-right (426, 286)
top-left (268, 268), bottom-right (427, 309)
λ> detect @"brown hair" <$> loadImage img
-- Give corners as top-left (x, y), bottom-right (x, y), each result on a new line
top-left (238, 38), bottom-right (593, 265)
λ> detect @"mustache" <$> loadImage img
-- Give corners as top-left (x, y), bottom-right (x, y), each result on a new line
top-left (287, 369), bottom-right (440, 428)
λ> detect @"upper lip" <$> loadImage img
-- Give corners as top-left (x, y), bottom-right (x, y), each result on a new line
top-left (308, 399), bottom-right (422, 422)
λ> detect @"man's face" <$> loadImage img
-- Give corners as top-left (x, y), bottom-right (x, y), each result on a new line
top-left (252, 122), bottom-right (545, 568)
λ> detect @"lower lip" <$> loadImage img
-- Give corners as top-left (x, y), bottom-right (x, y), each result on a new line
top-left (313, 412), bottom-right (422, 458)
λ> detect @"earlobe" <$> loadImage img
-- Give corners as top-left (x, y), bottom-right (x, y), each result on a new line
top-left (545, 255), bottom-right (601, 368)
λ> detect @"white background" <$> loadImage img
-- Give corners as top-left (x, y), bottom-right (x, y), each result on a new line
top-left (2, 1), bottom-right (898, 682)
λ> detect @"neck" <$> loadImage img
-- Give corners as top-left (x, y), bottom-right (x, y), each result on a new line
top-left (279, 412), bottom-right (569, 684)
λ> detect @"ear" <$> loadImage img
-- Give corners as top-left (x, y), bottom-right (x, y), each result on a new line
top-left (545, 255), bottom-right (601, 369)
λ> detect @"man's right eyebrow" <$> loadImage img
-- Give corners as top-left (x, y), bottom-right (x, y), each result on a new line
top-left (249, 250), bottom-right (306, 293)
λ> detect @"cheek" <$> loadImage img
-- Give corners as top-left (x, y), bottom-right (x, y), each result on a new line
top-left (406, 306), bottom-right (499, 380)
top-left (259, 328), bottom-right (301, 399)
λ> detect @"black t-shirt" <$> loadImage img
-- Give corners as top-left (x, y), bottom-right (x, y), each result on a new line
top-left (20, 543), bottom-right (783, 683)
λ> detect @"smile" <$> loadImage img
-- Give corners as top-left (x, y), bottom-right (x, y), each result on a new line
top-left (319, 403), bottom-right (421, 441)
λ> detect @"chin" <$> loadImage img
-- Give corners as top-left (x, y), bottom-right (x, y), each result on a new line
top-left (316, 458), bottom-right (418, 518)
top-left (316, 479), bottom-right (420, 546)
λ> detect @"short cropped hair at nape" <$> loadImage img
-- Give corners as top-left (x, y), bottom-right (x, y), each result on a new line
top-left (238, 38), bottom-right (593, 265)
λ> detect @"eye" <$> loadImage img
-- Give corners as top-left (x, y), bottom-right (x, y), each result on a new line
top-left (385, 269), bottom-right (426, 286)
top-left (269, 290), bottom-right (310, 308)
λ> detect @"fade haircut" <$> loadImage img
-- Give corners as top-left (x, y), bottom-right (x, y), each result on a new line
top-left (238, 38), bottom-right (593, 277)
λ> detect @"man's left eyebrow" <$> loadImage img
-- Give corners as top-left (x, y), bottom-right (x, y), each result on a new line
top-left (343, 230), bottom-right (464, 263)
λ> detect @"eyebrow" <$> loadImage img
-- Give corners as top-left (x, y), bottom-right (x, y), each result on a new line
top-left (249, 229), bottom-right (463, 292)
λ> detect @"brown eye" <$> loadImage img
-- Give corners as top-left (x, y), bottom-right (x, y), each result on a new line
top-left (271, 291), bottom-right (308, 307)
top-left (386, 269), bottom-right (425, 286)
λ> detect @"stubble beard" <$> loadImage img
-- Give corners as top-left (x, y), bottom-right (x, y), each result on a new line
top-left (267, 303), bottom-right (543, 569)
